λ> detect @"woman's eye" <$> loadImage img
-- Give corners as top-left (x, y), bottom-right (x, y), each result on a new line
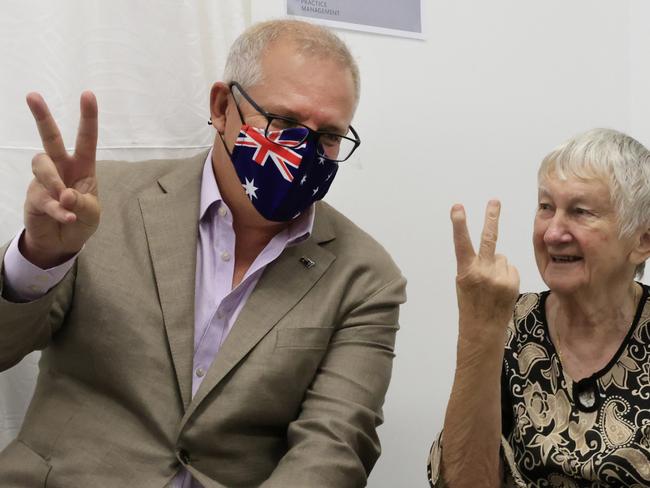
top-left (574, 207), bottom-right (592, 216)
top-left (538, 203), bottom-right (551, 212)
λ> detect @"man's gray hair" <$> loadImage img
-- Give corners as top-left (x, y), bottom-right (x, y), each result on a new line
top-left (223, 19), bottom-right (360, 104)
top-left (538, 128), bottom-right (650, 277)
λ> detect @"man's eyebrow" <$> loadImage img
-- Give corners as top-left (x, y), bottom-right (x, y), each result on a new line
top-left (319, 123), bottom-right (348, 134)
top-left (263, 103), bottom-right (300, 120)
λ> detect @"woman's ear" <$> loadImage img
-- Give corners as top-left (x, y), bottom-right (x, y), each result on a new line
top-left (209, 82), bottom-right (230, 134)
top-left (631, 228), bottom-right (650, 265)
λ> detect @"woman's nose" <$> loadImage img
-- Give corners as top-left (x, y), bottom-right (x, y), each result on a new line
top-left (543, 213), bottom-right (573, 245)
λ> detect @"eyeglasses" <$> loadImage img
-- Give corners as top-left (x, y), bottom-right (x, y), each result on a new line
top-left (229, 82), bottom-right (361, 163)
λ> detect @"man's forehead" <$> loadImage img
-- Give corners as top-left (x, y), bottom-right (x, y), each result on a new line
top-left (256, 91), bottom-right (354, 134)
top-left (261, 41), bottom-right (355, 93)
top-left (245, 44), bottom-right (357, 131)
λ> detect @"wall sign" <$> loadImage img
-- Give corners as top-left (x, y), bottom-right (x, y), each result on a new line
top-left (287, 0), bottom-right (424, 39)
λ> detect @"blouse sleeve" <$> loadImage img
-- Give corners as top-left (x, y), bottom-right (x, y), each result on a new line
top-left (426, 432), bottom-right (527, 488)
top-left (426, 431), bottom-right (447, 487)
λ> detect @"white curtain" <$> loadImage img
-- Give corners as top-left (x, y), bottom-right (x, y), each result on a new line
top-left (0, 0), bottom-right (250, 449)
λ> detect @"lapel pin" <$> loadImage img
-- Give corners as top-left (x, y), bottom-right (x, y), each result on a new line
top-left (299, 257), bottom-right (316, 269)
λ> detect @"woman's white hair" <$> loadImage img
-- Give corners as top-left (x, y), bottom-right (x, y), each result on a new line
top-left (223, 19), bottom-right (360, 104)
top-left (538, 128), bottom-right (650, 277)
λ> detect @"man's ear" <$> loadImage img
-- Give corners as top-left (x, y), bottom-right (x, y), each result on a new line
top-left (631, 228), bottom-right (650, 265)
top-left (209, 82), bottom-right (230, 133)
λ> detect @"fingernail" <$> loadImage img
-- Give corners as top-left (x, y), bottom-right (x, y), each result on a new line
top-left (450, 206), bottom-right (463, 219)
top-left (487, 200), bottom-right (501, 216)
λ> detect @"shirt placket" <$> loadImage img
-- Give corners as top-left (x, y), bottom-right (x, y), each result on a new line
top-left (191, 204), bottom-right (236, 399)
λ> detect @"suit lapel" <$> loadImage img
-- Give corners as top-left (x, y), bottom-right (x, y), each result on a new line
top-left (182, 203), bottom-right (337, 423)
top-left (138, 152), bottom-right (206, 409)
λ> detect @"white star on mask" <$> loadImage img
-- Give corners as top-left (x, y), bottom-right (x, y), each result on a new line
top-left (312, 186), bottom-right (319, 196)
top-left (300, 175), bottom-right (307, 185)
top-left (317, 157), bottom-right (326, 165)
top-left (242, 177), bottom-right (259, 200)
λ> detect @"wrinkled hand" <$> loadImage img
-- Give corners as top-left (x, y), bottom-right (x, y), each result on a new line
top-left (451, 200), bottom-right (520, 340)
top-left (22, 91), bottom-right (100, 269)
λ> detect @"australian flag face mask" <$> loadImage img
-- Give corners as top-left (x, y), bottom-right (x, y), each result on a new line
top-left (224, 124), bottom-right (339, 222)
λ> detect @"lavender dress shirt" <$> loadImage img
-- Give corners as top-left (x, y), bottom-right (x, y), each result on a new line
top-left (3, 150), bottom-right (314, 488)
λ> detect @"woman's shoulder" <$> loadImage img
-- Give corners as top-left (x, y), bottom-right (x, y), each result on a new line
top-left (513, 291), bottom-right (547, 321)
top-left (504, 291), bottom-right (549, 351)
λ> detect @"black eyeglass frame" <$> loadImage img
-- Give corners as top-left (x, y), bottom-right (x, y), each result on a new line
top-left (229, 81), bottom-right (361, 163)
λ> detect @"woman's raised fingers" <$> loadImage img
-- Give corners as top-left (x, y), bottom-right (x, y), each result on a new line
top-left (478, 200), bottom-right (501, 259)
top-left (451, 204), bottom-right (476, 273)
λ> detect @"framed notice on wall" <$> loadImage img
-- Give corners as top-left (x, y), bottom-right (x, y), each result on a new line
top-left (287, 0), bottom-right (424, 39)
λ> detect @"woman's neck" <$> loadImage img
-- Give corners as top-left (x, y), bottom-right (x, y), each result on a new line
top-left (549, 281), bottom-right (639, 336)
top-left (546, 281), bottom-right (641, 380)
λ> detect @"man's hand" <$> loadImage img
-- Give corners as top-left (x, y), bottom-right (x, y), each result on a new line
top-left (22, 91), bottom-right (100, 269)
top-left (451, 200), bottom-right (520, 343)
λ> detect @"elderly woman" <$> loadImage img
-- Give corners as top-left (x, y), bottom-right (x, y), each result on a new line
top-left (429, 129), bottom-right (650, 487)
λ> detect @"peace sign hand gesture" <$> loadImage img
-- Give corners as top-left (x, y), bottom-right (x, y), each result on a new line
top-left (451, 200), bottom-right (520, 341)
top-left (21, 91), bottom-right (101, 269)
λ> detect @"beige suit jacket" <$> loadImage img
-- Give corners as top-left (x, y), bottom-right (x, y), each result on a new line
top-left (0, 151), bottom-right (406, 488)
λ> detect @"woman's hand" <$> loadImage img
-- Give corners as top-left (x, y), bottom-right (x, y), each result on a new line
top-left (451, 200), bottom-right (520, 344)
top-left (22, 91), bottom-right (100, 269)
top-left (440, 200), bottom-right (520, 488)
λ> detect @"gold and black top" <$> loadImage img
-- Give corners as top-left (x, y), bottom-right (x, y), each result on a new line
top-left (428, 285), bottom-right (650, 487)
top-left (503, 285), bottom-right (650, 486)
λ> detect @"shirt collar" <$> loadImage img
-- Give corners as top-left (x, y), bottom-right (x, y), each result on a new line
top-left (199, 149), bottom-right (314, 245)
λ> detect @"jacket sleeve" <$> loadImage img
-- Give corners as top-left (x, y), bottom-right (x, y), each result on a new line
top-left (258, 274), bottom-right (407, 488)
top-left (0, 243), bottom-right (76, 372)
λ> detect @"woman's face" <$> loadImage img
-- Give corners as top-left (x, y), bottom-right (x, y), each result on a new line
top-left (533, 174), bottom-right (638, 296)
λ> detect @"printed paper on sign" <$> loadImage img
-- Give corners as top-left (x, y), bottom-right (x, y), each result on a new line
top-left (287, 0), bottom-right (424, 39)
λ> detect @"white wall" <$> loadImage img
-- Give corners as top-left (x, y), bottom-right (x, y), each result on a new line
top-left (1, 1), bottom-right (646, 485)
top-left (630, 0), bottom-right (650, 140)
top-left (257, 1), bottom-right (637, 486)
top-left (0, 0), bottom-right (248, 449)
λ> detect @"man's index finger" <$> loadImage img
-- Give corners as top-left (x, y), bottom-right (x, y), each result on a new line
top-left (26, 92), bottom-right (68, 161)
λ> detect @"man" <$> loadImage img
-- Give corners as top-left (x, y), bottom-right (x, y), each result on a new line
top-left (0, 19), bottom-right (406, 488)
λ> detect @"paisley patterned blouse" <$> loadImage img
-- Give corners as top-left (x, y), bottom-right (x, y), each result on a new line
top-left (429, 285), bottom-right (650, 487)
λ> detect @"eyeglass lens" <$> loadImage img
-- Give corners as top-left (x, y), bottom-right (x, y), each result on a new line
top-left (266, 120), bottom-right (356, 162)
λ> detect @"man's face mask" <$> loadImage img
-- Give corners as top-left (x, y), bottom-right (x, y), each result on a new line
top-left (217, 82), bottom-right (360, 222)
top-left (225, 124), bottom-right (339, 222)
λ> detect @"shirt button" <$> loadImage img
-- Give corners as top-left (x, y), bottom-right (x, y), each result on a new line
top-left (195, 367), bottom-right (205, 378)
top-left (218, 206), bottom-right (227, 217)
top-left (28, 285), bottom-right (41, 293)
top-left (220, 251), bottom-right (231, 262)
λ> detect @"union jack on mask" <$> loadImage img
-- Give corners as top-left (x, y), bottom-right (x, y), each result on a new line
top-left (228, 124), bottom-right (339, 222)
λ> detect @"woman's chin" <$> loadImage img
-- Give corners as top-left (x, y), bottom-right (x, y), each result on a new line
top-left (542, 275), bottom-right (584, 296)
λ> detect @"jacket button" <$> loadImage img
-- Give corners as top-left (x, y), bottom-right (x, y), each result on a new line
top-left (178, 448), bottom-right (190, 464)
